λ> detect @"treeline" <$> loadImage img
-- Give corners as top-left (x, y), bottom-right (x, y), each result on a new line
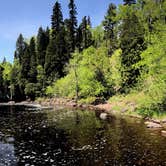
top-left (0, 0), bottom-right (93, 101)
top-left (0, 0), bottom-right (166, 115)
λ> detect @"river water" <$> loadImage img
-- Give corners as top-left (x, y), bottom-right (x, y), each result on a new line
top-left (0, 105), bottom-right (166, 166)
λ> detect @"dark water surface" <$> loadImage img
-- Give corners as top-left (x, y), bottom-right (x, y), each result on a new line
top-left (0, 105), bottom-right (166, 166)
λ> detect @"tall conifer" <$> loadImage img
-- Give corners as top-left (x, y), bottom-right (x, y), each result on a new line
top-left (68, 0), bottom-right (78, 52)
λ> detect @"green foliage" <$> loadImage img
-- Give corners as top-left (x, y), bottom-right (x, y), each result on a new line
top-left (46, 46), bottom-right (114, 100)
top-left (91, 25), bottom-right (104, 48)
top-left (135, 29), bottom-right (166, 112)
top-left (25, 83), bottom-right (38, 100)
top-left (108, 49), bottom-right (122, 92)
top-left (119, 6), bottom-right (146, 91)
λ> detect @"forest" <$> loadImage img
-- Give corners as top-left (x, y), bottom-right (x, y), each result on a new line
top-left (0, 0), bottom-right (166, 117)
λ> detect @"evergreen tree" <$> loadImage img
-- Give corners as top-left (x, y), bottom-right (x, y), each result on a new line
top-left (37, 27), bottom-right (49, 67)
top-left (120, 12), bottom-right (146, 90)
top-left (76, 25), bottom-right (83, 51)
top-left (28, 37), bottom-right (37, 83)
top-left (103, 3), bottom-right (117, 54)
top-left (45, 37), bottom-right (57, 80)
top-left (45, 1), bottom-right (67, 80)
top-left (2, 57), bottom-right (7, 64)
top-left (20, 43), bottom-right (30, 80)
top-left (15, 34), bottom-right (26, 63)
top-left (79, 16), bottom-right (93, 50)
top-left (68, 0), bottom-right (78, 52)
top-left (124, 0), bottom-right (136, 5)
top-left (0, 66), bottom-right (4, 100)
top-left (51, 1), bottom-right (63, 34)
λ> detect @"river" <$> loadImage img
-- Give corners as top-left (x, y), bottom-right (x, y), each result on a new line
top-left (0, 105), bottom-right (166, 166)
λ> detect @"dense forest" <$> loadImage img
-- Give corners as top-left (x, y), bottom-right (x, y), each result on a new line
top-left (0, 0), bottom-right (166, 117)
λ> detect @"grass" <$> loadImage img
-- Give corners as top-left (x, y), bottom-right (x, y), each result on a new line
top-left (108, 90), bottom-right (166, 120)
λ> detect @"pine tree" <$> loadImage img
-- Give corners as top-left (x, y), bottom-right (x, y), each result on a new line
top-left (2, 57), bottom-right (7, 64)
top-left (124, 0), bottom-right (136, 5)
top-left (103, 3), bottom-right (117, 54)
top-left (28, 37), bottom-right (37, 83)
top-left (20, 43), bottom-right (30, 80)
top-left (0, 66), bottom-right (4, 100)
top-left (45, 37), bottom-right (57, 80)
top-left (51, 1), bottom-right (63, 35)
top-left (79, 16), bottom-right (93, 50)
top-left (15, 34), bottom-right (26, 63)
top-left (120, 12), bottom-right (146, 90)
top-left (68, 0), bottom-right (78, 52)
top-left (76, 25), bottom-right (83, 51)
top-left (45, 1), bottom-right (67, 80)
top-left (37, 27), bottom-right (49, 67)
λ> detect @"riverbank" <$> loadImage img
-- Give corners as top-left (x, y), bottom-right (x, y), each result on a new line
top-left (1, 97), bottom-right (166, 134)
top-left (35, 97), bottom-right (166, 131)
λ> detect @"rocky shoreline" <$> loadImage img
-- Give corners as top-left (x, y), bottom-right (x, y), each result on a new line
top-left (1, 98), bottom-right (166, 137)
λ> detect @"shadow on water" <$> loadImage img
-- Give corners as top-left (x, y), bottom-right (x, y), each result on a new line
top-left (0, 105), bottom-right (166, 165)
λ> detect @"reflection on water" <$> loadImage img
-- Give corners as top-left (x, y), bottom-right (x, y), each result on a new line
top-left (0, 105), bottom-right (166, 166)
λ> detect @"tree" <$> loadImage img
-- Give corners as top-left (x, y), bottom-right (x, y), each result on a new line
top-left (36, 27), bottom-right (49, 67)
top-left (51, 1), bottom-right (63, 34)
top-left (10, 60), bottom-right (22, 101)
top-left (28, 37), bottom-right (37, 83)
top-left (20, 43), bottom-right (30, 81)
top-left (45, 1), bottom-right (67, 81)
top-left (120, 11), bottom-right (146, 90)
top-left (123, 0), bottom-right (136, 5)
top-left (15, 34), bottom-right (27, 63)
top-left (103, 3), bottom-right (117, 54)
top-left (0, 65), bottom-right (4, 100)
top-left (68, 0), bottom-right (78, 52)
top-left (78, 16), bottom-right (93, 50)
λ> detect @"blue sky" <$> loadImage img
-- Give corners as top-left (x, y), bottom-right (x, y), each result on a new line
top-left (0, 0), bottom-right (123, 62)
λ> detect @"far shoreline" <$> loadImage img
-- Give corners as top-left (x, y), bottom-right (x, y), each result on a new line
top-left (1, 98), bottom-right (166, 133)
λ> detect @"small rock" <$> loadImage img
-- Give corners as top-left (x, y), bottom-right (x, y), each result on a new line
top-left (121, 108), bottom-right (128, 113)
top-left (145, 121), bottom-right (162, 128)
top-left (8, 101), bottom-right (15, 105)
top-left (161, 130), bottom-right (166, 135)
top-left (100, 113), bottom-right (108, 120)
top-left (151, 119), bottom-right (161, 124)
top-left (162, 119), bottom-right (166, 123)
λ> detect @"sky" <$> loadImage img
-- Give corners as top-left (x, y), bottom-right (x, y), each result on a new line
top-left (0, 0), bottom-right (123, 62)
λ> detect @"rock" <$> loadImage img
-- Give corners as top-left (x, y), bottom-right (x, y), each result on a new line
top-left (161, 130), bottom-right (166, 137)
top-left (151, 119), bottom-right (161, 124)
top-left (121, 108), bottom-right (128, 113)
top-left (77, 104), bottom-right (83, 108)
top-left (145, 121), bottom-right (162, 128)
top-left (99, 113), bottom-right (108, 120)
top-left (162, 119), bottom-right (166, 123)
top-left (8, 101), bottom-right (15, 105)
